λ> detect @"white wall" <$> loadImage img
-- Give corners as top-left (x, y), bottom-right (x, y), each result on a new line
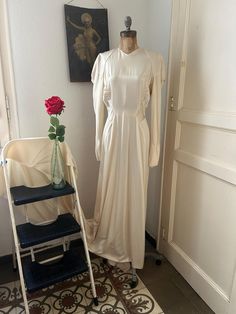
top-left (0, 0), bottom-right (172, 256)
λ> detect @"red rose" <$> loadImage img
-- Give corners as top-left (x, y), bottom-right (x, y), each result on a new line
top-left (45, 96), bottom-right (65, 115)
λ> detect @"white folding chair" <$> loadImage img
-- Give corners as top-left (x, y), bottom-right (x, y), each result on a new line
top-left (1, 137), bottom-right (98, 313)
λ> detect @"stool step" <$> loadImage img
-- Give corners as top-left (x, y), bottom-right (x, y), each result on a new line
top-left (22, 248), bottom-right (88, 293)
top-left (17, 213), bottom-right (80, 248)
top-left (10, 182), bottom-right (75, 206)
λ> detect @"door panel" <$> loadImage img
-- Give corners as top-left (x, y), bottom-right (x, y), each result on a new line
top-left (160, 1), bottom-right (236, 312)
top-left (179, 123), bottom-right (236, 167)
top-left (173, 164), bottom-right (236, 295)
top-left (183, 1), bottom-right (236, 112)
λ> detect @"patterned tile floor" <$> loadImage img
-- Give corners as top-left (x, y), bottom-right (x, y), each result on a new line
top-left (0, 258), bottom-right (164, 314)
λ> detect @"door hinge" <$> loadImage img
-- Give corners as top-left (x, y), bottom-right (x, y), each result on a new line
top-left (5, 95), bottom-right (11, 123)
top-left (5, 94), bottom-right (11, 139)
top-left (162, 228), bottom-right (166, 240)
top-left (169, 96), bottom-right (176, 111)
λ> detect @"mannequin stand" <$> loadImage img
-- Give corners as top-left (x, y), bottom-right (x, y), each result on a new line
top-left (129, 251), bottom-right (163, 289)
top-left (130, 267), bottom-right (138, 288)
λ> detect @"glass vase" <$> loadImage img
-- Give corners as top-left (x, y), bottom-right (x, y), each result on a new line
top-left (51, 139), bottom-right (66, 190)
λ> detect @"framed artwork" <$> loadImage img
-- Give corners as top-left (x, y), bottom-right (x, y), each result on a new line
top-left (64, 5), bottom-right (109, 82)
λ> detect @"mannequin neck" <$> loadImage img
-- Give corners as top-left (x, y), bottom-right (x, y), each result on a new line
top-left (119, 36), bottom-right (138, 54)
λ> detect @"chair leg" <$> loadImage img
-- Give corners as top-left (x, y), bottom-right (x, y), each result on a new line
top-left (80, 232), bottom-right (98, 306)
top-left (87, 256), bottom-right (98, 305)
top-left (71, 169), bottom-right (98, 306)
top-left (20, 281), bottom-right (30, 314)
top-left (15, 247), bottom-right (30, 313)
top-left (12, 233), bottom-right (17, 271)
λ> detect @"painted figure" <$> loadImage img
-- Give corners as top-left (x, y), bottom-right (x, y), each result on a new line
top-left (67, 13), bottom-right (101, 65)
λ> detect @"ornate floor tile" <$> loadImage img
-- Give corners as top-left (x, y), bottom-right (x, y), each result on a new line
top-left (0, 306), bottom-right (16, 314)
top-left (0, 281), bottom-right (18, 313)
top-left (124, 287), bottom-right (163, 314)
top-left (50, 285), bottom-right (89, 313)
top-left (0, 258), bottom-right (164, 314)
top-left (89, 296), bottom-right (128, 314)
top-left (83, 277), bottom-right (118, 307)
top-left (16, 296), bottom-right (54, 314)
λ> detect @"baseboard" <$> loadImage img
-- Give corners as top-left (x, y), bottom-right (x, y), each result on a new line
top-left (0, 254), bottom-right (12, 265)
top-left (165, 241), bottom-right (229, 314)
top-left (145, 231), bottom-right (157, 248)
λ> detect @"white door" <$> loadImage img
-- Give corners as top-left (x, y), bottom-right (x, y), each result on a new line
top-left (160, 1), bottom-right (236, 313)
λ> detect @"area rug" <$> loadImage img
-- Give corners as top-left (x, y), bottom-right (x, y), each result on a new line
top-left (0, 258), bottom-right (163, 313)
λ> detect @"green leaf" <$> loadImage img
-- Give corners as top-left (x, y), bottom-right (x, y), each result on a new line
top-left (48, 126), bottom-right (55, 132)
top-left (58, 136), bottom-right (64, 142)
top-left (56, 125), bottom-right (65, 137)
top-left (50, 116), bottom-right (59, 127)
top-left (48, 133), bottom-right (56, 140)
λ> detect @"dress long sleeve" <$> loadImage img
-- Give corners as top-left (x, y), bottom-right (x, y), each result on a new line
top-left (91, 54), bottom-right (105, 161)
top-left (149, 54), bottom-right (166, 167)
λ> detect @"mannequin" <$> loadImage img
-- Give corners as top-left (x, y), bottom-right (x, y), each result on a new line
top-left (119, 16), bottom-right (138, 54)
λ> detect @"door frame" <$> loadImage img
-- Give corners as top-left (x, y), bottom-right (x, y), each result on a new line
top-left (0, 0), bottom-right (19, 142)
top-left (157, 0), bottom-right (189, 250)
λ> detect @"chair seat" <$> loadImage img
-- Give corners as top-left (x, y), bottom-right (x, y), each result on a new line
top-left (22, 248), bottom-right (88, 293)
top-left (10, 182), bottom-right (75, 206)
top-left (16, 213), bottom-right (81, 248)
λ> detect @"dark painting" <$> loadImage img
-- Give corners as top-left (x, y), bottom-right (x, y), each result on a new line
top-left (64, 5), bottom-right (109, 82)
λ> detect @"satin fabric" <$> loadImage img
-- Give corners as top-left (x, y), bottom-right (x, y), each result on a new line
top-left (86, 48), bottom-right (165, 269)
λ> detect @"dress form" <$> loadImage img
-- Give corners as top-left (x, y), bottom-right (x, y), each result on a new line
top-left (89, 16), bottom-right (165, 288)
top-left (119, 16), bottom-right (139, 54)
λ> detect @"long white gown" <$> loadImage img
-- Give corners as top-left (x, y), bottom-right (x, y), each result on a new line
top-left (87, 47), bottom-right (165, 269)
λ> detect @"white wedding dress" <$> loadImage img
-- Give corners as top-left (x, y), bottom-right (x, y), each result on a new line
top-left (86, 47), bottom-right (165, 269)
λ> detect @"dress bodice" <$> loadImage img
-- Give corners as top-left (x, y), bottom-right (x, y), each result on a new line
top-left (102, 48), bottom-right (153, 117)
top-left (91, 47), bottom-right (165, 166)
